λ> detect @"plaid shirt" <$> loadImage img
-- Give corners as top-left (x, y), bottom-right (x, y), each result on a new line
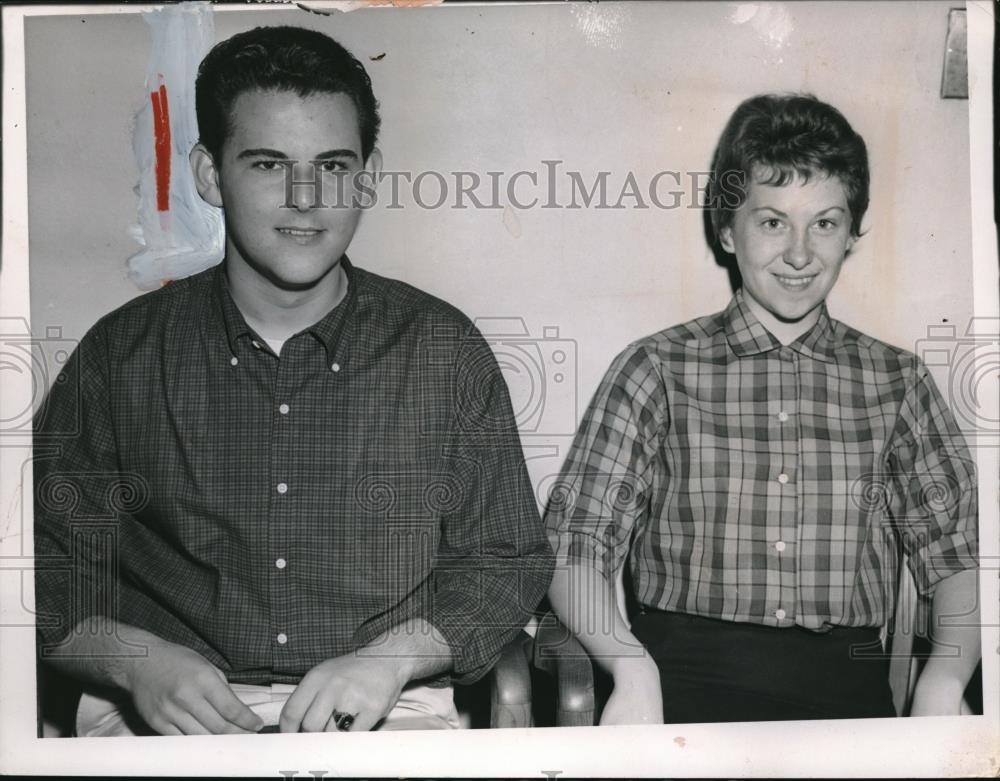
top-left (34, 257), bottom-right (554, 684)
top-left (544, 290), bottom-right (978, 631)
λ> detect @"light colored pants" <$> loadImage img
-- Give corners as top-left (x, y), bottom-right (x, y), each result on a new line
top-left (76, 681), bottom-right (460, 736)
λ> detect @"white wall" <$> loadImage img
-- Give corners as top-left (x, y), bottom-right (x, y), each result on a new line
top-left (25, 2), bottom-right (976, 496)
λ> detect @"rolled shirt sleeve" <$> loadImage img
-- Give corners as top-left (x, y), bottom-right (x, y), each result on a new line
top-left (431, 329), bottom-right (555, 684)
top-left (543, 344), bottom-right (665, 580)
top-left (888, 357), bottom-right (979, 595)
top-left (349, 326), bottom-right (555, 684)
top-left (33, 322), bottom-right (146, 652)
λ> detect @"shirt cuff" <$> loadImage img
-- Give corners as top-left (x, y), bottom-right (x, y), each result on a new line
top-left (906, 528), bottom-right (979, 595)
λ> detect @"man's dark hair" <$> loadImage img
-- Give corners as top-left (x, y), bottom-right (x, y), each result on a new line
top-left (707, 93), bottom-right (869, 242)
top-left (195, 25), bottom-right (381, 163)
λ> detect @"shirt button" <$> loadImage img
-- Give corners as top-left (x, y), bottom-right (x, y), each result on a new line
top-left (777, 473), bottom-right (789, 484)
top-left (252, 340), bottom-right (261, 350)
top-left (276, 482), bottom-right (288, 494)
top-left (777, 411), bottom-right (789, 422)
top-left (330, 362), bottom-right (341, 373)
top-left (279, 403), bottom-right (290, 415)
top-left (275, 558), bottom-right (287, 569)
top-left (775, 541), bottom-right (786, 552)
top-left (230, 356), bottom-right (239, 366)
top-left (774, 609), bottom-right (787, 620)
top-left (276, 633), bottom-right (288, 645)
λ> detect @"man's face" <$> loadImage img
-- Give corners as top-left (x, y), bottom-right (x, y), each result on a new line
top-left (194, 88), bottom-right (378, 291)
top-left (719, 170), bottom-right (855, 343)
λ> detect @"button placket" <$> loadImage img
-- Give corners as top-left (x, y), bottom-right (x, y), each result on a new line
top-left (268, 339), bottom-right (300, 658)
top-left (775, 348), bottom-right (801, 621)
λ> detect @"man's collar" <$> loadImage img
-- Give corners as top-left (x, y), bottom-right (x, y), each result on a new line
top-left (307, 256), bottom-right (359, 364)
top-left (723, 288), bottom-right (838, 363)
top-left (211, 256), bottom-right (359, 364)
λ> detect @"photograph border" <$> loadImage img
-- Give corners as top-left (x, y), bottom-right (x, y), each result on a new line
top-left (1, 2), bottom-right (996, 776)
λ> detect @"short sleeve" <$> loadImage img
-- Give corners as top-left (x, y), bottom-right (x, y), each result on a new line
top-left (887, 357), bottom-right (979, 595)
top-left (543, 343), bottom-right (666, 577)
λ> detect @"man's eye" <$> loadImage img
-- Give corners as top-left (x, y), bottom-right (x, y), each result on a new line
top-left (317, 160), bottom-right (348, 173)
top-left (252, 160), bottom-right (283, 172)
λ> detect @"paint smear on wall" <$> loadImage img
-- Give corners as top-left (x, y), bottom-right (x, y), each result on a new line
top-left (728, 3), bottom-right (794, 50)
top-left (128, 2), bottom-right (223, 290)
top-left (572, 3), bottom-right (630, 51)
top-left (150, 83), bottom-right (172, 212)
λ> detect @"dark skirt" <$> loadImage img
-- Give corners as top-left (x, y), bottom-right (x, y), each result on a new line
top-left (629, 609), bottom-right (896, 723)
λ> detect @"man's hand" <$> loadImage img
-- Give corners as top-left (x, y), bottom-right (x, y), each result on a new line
top-left (278, 655), bottom-right (407, 733)
top-left (126, 642), bottom-right (263, 735)
top-left (599, 657), bottom-right (664, 726)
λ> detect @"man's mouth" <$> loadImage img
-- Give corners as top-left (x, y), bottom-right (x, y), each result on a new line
top-left (276, 227), bottom-right (325, 244)
top-left (277, 228), bottom-right (324, 237)
top-left (774, 274), bottom-right (816, 291)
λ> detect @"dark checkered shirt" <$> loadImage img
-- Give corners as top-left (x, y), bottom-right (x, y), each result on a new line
top-left (34, 257), bottom-right (554, 684)
top-left (544, 290), bottom-right (978, 631)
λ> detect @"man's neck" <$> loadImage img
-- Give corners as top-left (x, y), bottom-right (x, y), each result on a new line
top-left (224, 258), bottom-right (349, 342)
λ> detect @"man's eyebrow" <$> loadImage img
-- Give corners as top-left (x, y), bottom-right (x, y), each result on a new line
top-left (235, 148), bottom-right (359, 162)
top-left (313, 149), bottom-right (359, 161)
top-left (237, 148), bottom-right (289, 160)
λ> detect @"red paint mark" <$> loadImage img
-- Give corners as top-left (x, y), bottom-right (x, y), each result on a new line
top-left (150, 84), bottom-right (171, 212)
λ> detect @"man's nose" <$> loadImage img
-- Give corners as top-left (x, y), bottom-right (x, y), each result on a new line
top-left (288, 162), bottom-right (322, 211)
top-left (784, 229), bottom-right (811, 269)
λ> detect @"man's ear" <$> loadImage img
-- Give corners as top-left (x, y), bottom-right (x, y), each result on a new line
top-left (363, 147), bottom-right (383, 180)
top-left (718, 225), bottom-right (736, 255)
top-left (354, 147), bottom-right (383, 210)
top-left (190, 143), bottom-right (223, 208)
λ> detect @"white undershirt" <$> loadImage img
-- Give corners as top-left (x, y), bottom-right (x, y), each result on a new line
top-left (263, 336), bottom-right (285, 356)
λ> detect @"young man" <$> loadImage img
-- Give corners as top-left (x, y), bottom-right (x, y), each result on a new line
top-left (34, 25), bottom-right (554, 736)
top-left (544, 94), bottom-right (980, 724)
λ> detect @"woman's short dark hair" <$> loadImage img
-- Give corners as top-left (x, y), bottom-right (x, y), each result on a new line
top-left (195, 25), bottom-right (381, 163)
top-left (707, 93), bottom-right (869, 241)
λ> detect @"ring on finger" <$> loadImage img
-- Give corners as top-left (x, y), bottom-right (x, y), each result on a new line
top-left (332, 710), bottom-right (356, 732)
